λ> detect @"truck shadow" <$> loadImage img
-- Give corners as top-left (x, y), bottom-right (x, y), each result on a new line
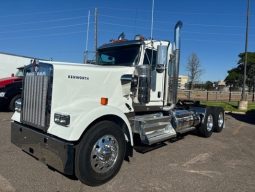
top-left (227, 110), bottom-right (255, 125)
top-left (47, 165), bottom-right (78, 181)
top-left (0, 108), bottom-right (9, 112)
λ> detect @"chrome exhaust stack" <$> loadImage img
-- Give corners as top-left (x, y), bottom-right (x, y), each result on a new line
top-left (168, 21), bottom-right (183, 106)
top-left (173, 21), bottom-right (183, 105)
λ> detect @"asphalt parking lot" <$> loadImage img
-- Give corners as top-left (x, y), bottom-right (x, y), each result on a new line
top-left (0, 112), bottom-right (255, 192)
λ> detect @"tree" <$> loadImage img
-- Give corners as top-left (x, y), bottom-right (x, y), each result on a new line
top-left (225, 52), bottom-right (255, 91)
top-left (225, 68), bottom-right (242, 91)
top-left (186, 53), bottom-right (203, 90)
top-left (204, 81), bottom-right (214, 90)
top-left (239, 52), bottom-right (255, 91)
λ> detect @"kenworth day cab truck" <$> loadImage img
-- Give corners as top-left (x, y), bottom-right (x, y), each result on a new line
top-left (11, 21), bottom-right (224, 186)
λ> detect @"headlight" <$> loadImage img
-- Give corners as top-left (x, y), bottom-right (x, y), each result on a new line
top-left (54, 113), bottom-right (70, 126)
top-left (15, 98), bottom-right (22, 112)
top-left (0, 92), bottom-right (6, 97)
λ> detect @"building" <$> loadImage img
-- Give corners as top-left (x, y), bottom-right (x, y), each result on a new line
top-left (178, 75), bottom-right (188, 90)
top-left (0, 52), bottom-right (35, 78)
top-left (217, 80), bottom-right (227, 91)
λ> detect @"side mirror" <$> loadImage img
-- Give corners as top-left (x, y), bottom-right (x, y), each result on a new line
top-left (156, 45), bottom-right (168, 73)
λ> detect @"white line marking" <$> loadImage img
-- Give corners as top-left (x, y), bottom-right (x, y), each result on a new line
top-left (184, 169), bottom-right (222, 178)
top-left (182, 153), bottom-right (211, 167)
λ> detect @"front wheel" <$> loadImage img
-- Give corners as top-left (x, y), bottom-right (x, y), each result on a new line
top-left (75, 121), bottom-right (126, 186)
top-left (8, 94), bottom-right (21, 112)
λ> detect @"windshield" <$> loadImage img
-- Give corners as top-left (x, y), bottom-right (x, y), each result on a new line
top-left (97, 45), bottom-right (140, 66)
top-left (15, 69), bottom-right (24, 77)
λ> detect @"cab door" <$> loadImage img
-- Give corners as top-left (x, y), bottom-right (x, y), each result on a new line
top-left (143, 49), bottom-right (165, 104)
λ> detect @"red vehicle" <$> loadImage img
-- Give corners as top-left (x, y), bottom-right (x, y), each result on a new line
top-left (0, 67), bottom-right (24, 111)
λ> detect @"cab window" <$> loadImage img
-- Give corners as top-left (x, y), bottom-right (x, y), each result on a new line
top-left (143, 49), bottom-right (157, 70)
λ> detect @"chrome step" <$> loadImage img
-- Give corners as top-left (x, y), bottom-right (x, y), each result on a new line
top-left (131, 113), bottom-right (176, 145)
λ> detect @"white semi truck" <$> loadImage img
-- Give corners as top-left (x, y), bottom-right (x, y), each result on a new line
top-left (11, 21), bottom-right (224, 186)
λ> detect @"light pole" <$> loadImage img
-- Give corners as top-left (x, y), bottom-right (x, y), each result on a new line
top-left (253, 78), bottom-right (255, 102)
top-left (239, 0), bottom-right (250, 110)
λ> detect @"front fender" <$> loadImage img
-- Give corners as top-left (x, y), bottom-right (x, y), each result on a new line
top-left (70, 105), bottom-right (133, 144)
top-left (47, 105), bottom-right (133, 145)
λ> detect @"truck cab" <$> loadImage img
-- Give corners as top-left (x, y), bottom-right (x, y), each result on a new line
top-left (11, 21), bottom-right (225, 186)
top-left (97, 38), bottom-right (171, 107)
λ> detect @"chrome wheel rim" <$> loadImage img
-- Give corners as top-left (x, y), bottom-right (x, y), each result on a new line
top-left (206, 114), bottom-right (213, 132)
top-left (90, 135), bottom-right (119, 174)
top-left (218, 112), bottom-right (224, 128)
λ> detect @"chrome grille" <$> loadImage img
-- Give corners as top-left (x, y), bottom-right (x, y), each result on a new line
top-left (22, 75), bottom-right (49, 130)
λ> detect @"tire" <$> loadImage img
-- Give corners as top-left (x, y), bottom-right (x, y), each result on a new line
top-left (8, 94), bottom-right (21, 112)
top-left (75, 121), bottom-right (126, 186)
top-left (198, 108), bottom-right (214, 138)
top-left (213, 107), bottom-right (224, 133)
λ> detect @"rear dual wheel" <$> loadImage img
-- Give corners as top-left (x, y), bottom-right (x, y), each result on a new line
top-left (213, 108), bottom-right (224, 133)
top-left (198, 108), bottom-right (214, 137)
top-left (198, 107), bottom-right (224, 137)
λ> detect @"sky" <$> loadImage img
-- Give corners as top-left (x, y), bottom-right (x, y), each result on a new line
top-left (0, 0), bottom-right (254, 82)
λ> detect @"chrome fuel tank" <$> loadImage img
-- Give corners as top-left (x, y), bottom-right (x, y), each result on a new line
top-left (171, 109), bottom-right (200, 131)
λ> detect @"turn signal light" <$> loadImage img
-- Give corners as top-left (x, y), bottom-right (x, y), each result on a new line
top-left (101, 97), bottom-right (108, 105)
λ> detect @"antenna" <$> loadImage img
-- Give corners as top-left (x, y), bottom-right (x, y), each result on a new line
top-left (94, 8), bottom-right (98, 59)
top-left (150, 0), bottom-right (155, 65)
top-left (150, 0), bottom-right (155, 40)
top-left (84, 10), bottom-right (90, 63)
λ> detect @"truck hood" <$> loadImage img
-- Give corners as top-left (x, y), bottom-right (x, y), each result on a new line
top-left (51, 63), bottom-right (135, 110)
top-left (0, 77), bottom-right (22, 88)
